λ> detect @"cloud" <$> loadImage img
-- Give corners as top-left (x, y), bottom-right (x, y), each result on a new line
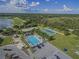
top-left (0, 0), bottom-right (28, 13)
top-left (30, 2), bottom-right (40, 7)
top-left (43, 9), bottom-right (48, 12)
top-left (0, 0), bottom-right (29, 8)
top-left (9, 0), bottom-right (16, 5)
top-left (0, 5), bottom-right (24, 13)
top-left (0, 0), bottom-right (78, 14)
top-left (40, 5), bottom-right (73, 13)
top-left (63, 4), bottom-right (72, 11)
top-left (10, 0), bottom-right (28, 8)
top-left (52, 5), bottom-right (72, 12)
top-left (0, 0), bottom-right (41, 13)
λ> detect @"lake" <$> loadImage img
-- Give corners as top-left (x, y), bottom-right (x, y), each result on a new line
top-left (0, 19), bottom-right (13, 29)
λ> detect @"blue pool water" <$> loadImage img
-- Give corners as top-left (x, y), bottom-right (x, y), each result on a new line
top-left (27, 35), bottom-right (40, 46)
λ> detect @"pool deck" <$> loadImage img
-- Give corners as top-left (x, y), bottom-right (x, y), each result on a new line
top-left (25, 34), bottom-right (72, 59)
top-left (26, 35), bottom-right (43, 47)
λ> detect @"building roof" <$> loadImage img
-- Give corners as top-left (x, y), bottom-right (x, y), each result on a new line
top-left (40, 28), bottom-right (56, 36)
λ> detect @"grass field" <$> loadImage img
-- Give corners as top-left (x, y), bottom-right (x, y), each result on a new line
top-left (1, 36), bottom-right (13, 46)
top-left (13, 17), bottom-right (26, 26)
top-left (48, 17), bottom-right (62, 22)
top-left (50, 34), bottom-right (79, 59)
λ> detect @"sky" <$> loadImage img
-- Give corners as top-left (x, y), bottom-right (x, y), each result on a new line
top-left (0, 0), bottom-right (79, 14)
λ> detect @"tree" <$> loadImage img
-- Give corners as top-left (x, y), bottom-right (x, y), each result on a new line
top-left (64, 29), bottom-right (71, 36)
top-left (0, 37), bottom-right (4, 44)
top-left (73, 30), bottom-right (79, 36)
top-left (2, 28), bottom-right (15, 35)
top-left (49, 36), bottom-right (55, 41)
top-left (13, 17), bottom-right (25, 29)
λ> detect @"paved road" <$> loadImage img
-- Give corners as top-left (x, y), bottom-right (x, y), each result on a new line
top-left (50, 30), bottom-right (64, 35)
top-left (22, 27), bottom-right (37, 32)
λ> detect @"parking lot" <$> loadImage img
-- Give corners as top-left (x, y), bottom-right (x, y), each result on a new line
top-left (33, 42), bottom-right (72, 59)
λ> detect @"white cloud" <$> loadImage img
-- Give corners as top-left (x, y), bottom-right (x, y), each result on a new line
top-left (43, 9), bottom-right (48, 12)
top-left (63, 4), bottom-right (72, 11)
top-left (52, 5), bottom-right (72, 12)
top-left (0, 5), bottom-right (24, 13)
top-left (36, 2), bottom-right (40, 5)
top-left (10, 0), bottom-right (16, 5)
top-left (0, 0), bottom-right (28, 13)
top-left (30, 2), bottom-right (40, 7)
top-left (10, 0), bottom-right (28, 8)
top-left (0, 0), bottom-right (41, 13)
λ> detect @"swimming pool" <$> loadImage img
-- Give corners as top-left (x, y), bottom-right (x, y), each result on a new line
top-left (26, 35), bottom-right (41, 47)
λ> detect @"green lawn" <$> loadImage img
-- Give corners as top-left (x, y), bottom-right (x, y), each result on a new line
top-left (50, 34), bottom-right (79, 59)
top-left (0, 36), bottom-right (13, 46)
top-left (13, 17), bottom-right (26, 26)
top-left (48, 17), bottom-right (63, 23)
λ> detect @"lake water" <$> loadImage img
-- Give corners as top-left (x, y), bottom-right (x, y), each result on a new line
top-left (0, 19), bottom-right (13, 29)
